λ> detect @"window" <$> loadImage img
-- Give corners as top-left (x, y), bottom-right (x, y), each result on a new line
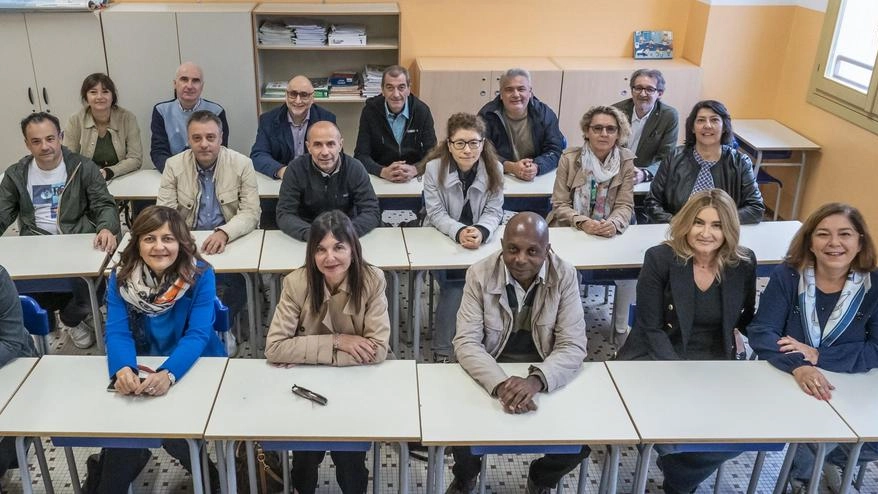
top-left (808, 0), bottom-right (878, 134)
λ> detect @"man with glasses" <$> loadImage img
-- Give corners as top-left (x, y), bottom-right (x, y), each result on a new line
top-left (251, 75), bottom-right (336, 227)
top-left (612, 68), bottom-right (679, 185)
top-left (478, 68), bottom-right (564, 182)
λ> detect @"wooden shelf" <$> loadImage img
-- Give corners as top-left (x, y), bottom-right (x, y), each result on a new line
top-left (257, 38), bottom-right (398, 51)
top-left (253, 3), bottom-right (399, 16)
top-left (260, 96), bottom-right (367, 104)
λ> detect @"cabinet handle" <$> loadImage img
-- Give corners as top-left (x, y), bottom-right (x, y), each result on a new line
top-left (42, 87), bottom-right (49, 106)
top-left (27, 88), bottom-right (34, 105)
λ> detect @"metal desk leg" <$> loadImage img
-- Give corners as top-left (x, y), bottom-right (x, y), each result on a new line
top-left (435, 446), bottom-right (446, 494)
top-left (576, 451), bottom-right (589, 494)
top-left (792, 153), bottom-right (807, 219)
top-left (754, 150), bottom-right (764, 176)
top-left (31, 439), bottom-right (53, 494)
top-left (411, 271), bottom-right (424, 361)
top-left (632, 442), bottom-right (653, 494)
top-left (245, 441), bottom-right (257, 494)
top-left (282, 450), bottom-right (290, 494)
top-left (241, 273), bottom-right (258, 357)
top-left (82, 276), bottom-right (104, 353)
top-left (15, 437), bottom-right (33, 494)
top-left (807, 443), bottom-right (827, 494)
top-left (773, 443), bottom-right (798, 494)
top-left (839, 440), bottom-right (863, 494)
top-left (372, 441), bottom-right (381, 494)
top-left (224, 441), bottom-right (238, 494)
top-left (598, 446), bottom-right (610, 494)
top-left (398, 441), bottom-right (410, 494)
top-left (214, 441), bottom-right (228, 494)
top-left (64, 446), bottom-right (82, 494)
top-left (185, 439), bottom-right (205, 494)
top-left (747, 450), bottom-right (767, 494)
top-left (605, 445), bottom-right (620, 494)
top-left (388, 271), bottom-right (400, 354)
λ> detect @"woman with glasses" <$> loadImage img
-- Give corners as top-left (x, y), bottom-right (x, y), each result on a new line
top-left (88, 205), bottom-right (225, 493)
top-left (265, 209), bottom-right (389, 494)
top-left (748, 203), bottom-right (878, 493)
top-left (644, 100), bottom-right (764, 225)
top-left (547, 105), bottom-right (635, 235)
top-left (421, 112), bottom-right (504, 362)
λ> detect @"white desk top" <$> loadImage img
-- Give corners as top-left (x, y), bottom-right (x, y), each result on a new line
top-left (0, 355), bottom-right (228, 438)
top-left (256, 173), bottom-right (281, 199)
top-left (0, 358), bottom-right (38, 414)
top-left (369, 175), bottom-right (423, 198)
top-left (634, 182), bottom-right (650, 194)
top-left (0, 234), bottom-right (109, 280)
top-left (418, 363), bottom-right (638, 446)
top-left (403, 226), bottom-right (503, 270)
top-left (503, 170), bottom-right (556, 197)
top-left (258, 228), bottom-right (409, 273)
top-left (606, 360), bottom-right (855, 443)
top-left (548, 221), bottom-right (800, 270)
top-left (204, 359), bottom-right (420, 442)
top-left (111, 230), bottom-right (264, 274)
top-left (732, 119), bottom-right (820, 151)
top-left (823, 369), bottom-right (878, 441)
top-left (106, 169), bottom-right (162, 200)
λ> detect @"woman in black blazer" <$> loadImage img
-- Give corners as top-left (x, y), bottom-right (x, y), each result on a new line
top-left (617, 188), bottom-right (757, 494)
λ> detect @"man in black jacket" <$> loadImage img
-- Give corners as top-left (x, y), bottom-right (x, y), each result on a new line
top-left (277, 121), bottom-right (380, 241)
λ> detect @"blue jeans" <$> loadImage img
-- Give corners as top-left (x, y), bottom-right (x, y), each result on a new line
top-left (655, 445), bottom-right (742, 494)
top-left (215, 273), bottom-right (247, 324)
top-left (790, 441), bottom-right (878, 481)
top-left (432, 269), bottom-right (466, 357)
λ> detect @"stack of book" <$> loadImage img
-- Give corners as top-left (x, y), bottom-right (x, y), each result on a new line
top-left (310, 78), bottom-right (330, 99)
top-left (262, 81), bottom-right (287, 99)
top-left (328, 24), bottom-right (367, 46)
top-left (257, 21), bottom-right (294, 45)
top-left (329, 71), bottom-right (360, 98)
top-left (361, 65), bottom-right (385, 98)
top-left (289, 19), bottom-right (327, 46)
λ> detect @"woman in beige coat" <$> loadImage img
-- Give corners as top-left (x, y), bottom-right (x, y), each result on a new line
top-left (265, 209), bottom-right (389, 494)
top-left (547, 105), bottom-right (635, 236)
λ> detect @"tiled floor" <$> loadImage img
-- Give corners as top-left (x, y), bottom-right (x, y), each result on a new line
top-left (3, 211), bottom-right (876, 493)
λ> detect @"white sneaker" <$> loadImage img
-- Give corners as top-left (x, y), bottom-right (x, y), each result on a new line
top-left (789, 479), bottom-right (807, 494)
top-left (822, 462), bottom-right (854, 494)
top-left (68, 317), bottom-right (95, 349)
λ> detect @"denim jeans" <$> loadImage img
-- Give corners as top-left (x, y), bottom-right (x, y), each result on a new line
top-left (451, 445), bottom-right (591, 488)
top-left (790, 441), bottom-right (878, 481)
top-left (432, 269), bottom-right (466, 358)
top-left (292, 450), bottom-right (368, 494)
top-left (215, 273), bottom-right (247, 323)
top-left (654, 445), bottom-right (742, 494)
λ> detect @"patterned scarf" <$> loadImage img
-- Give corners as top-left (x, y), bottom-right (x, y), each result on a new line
top-left (119, 261), bottom-right (191, 316)
top-left (573, 145), bottom-right (619, 221)
top-left (798, 265), bottom-right (869, 347)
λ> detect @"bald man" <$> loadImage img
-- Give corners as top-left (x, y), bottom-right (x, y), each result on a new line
top-left (276, 121), bottom-right (379, 241)
top-left (151, 62), bottom-right (229, 172)
top-left (449, 212), bottom-right (589, 494)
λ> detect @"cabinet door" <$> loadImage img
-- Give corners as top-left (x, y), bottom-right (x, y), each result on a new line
top-left (559, 69), bottom-right (632, 149)
top-left (0, 14), bottom-right (39, 169)
top-left (103, 10), bottom-right (180, 169)
top-left (178, 11), bottom-right (258, 157)
top-left (26, 13), bottom-right (106, 125)
top-left (489, 69), bottom-right (563, 119)
top-left (417, 70), bottom-right (491, 140)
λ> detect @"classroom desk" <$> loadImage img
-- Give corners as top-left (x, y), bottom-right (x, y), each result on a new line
top-left (0, 355), bottom-right (228, 494)
top-left (549, 221), bottom-right (801, 270)
top-left (418, 363), bottom-right (638, 494)
top-left (634, 181), bottom-right (650, 194)
top-left (402, 226), bottom-right (504, 361)
top-left (732, 119), bottom-right (820, 219)
top-left (204, 359), bottom-right (420, 494)
top-left (0, 234), bottom-right (111, 351)
top-left (106, 168), bottom-right (162, 200)
top-left (606, 360), bottom-right (856, 494)
top-left (257, 228), bottom-right (409, 354)
top-left (0, 358), bottom-right (46, 492)
top-left (821, 369), bottom-right (878, 494)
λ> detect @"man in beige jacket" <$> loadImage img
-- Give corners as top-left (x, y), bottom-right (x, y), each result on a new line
top-left (449, 212), bottom-right (588, 494)
top-left (158, 110), bottom-right (260, 325)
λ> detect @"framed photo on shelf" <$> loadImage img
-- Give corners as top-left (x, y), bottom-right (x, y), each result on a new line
top-left (634, 30), bottom-right (673, 59)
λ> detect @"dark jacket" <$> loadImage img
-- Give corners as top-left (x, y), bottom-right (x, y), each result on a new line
top-left (0, 265), bottom-right (38, 367)
top-left (617, 243), bottom-right (757, 361)
top-left (645, 145), bottom-right (765, 224)
top-left (250, 104), bottom-right (337, 178)
top-left (354, 94), bottom-right (437, 176)
top-left (748, 264), bottom-right (878, 374)
top-left (477, 95), bottom-right (564, 176)
top-left (276, 153), bottom-right (380, 241)
top-left (0, 147), bottom-right (120, 236)
top-left (611, 98), bottom-right (679, 179)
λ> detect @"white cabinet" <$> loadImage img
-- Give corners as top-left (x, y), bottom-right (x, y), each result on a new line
top-left (102, 3), bottom-right (258, 169)
top-left (0, 12), bottom-right (106, 170)
top-left (413, 57), bottom-right (563, 141)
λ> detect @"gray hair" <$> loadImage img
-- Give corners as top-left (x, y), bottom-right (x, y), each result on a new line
top-left (382, 65), bottom-right (410, 86)
top-left (499, 68), bottom-right (532, 89)
top-left (629, 68), bottom-right (666, 92)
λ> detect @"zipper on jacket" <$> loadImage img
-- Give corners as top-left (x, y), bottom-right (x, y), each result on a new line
top-left (55, 161), bottom-right (82, 234)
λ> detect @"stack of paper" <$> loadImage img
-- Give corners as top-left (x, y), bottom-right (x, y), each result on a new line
top-left (262, 81), bottom-right (288, 98)
top-left (257, 21), bottom-right (294, 46)
top-left (361, 65), bottom-right (385, 98)
top-left (289, 19), bottom-right (327, 46)
top-left (328, 24), bottom-right (367, 46)
top-left (310, 78), bottom-right (330, 99)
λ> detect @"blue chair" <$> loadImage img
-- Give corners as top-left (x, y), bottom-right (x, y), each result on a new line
top-left (19, 295), bottom-right (50, 356)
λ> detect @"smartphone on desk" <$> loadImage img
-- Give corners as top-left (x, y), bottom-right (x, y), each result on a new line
top-left (107, 376), bottom-right (146, 392)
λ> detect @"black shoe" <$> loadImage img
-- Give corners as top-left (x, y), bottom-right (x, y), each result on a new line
top-left (445, 476), bottom-right (476, 494)
top-left (407, 441), bottom-right (428, 462)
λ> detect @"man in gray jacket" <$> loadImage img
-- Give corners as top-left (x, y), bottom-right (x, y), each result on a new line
top-left (449, 212), bottom-right (589, 494)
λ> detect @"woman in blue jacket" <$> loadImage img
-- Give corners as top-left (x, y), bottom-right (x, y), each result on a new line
top-left (86, 205), bottom-right (225, 493)
top-left (749, 203), bottom-right (878, 493)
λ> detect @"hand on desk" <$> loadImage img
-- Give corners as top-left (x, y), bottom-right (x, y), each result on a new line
top-left (114, 367), bottom-right (171, 396)
top-left (94, 229), bottom-right (117, 253)
top-left (792, 366), bottom-right (834, 401)
top-left (778, 336), bottom-right (819, 365)
top-left (504, 159), bottom-right (537, 182)
top-left (457, 226), bottom-right (483, 250)
top-left (380, 162), bottom-right (417, 183)
top-left (201, 230), bottom-right (229, 255)
top-left (579, 219), bottom-right (616, 238)
top-left (336, 334), bottom-right (378, 364)
top-left (497, 375), bottom-right (541, 414)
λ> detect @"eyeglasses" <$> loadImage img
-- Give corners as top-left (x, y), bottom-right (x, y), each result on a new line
top-left (631, 85), bottom-right (659, 95)
top-left (588, 125), bottom-right (618, 135)
top-left (286, 90), bottom-right (314, 100)
top-left (448, 139), bottom-right (484, 150)
top-left (291, 384), bottom-right (328, 406)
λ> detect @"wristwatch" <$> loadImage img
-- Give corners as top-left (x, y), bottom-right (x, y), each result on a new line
top-left (166, 371), bottom-right (176, 386)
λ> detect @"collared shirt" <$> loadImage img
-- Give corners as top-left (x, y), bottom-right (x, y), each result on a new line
top-left (311, 158), bottom-right (341, 178)
top-left (628, 104), bottom-right (654, 153)
top-left (195, 160), bottom-right (224, 230)
top-left (503, 261), bottom-right (548, 316)
top-left (177, 98), bottom-right (201, 113)
top-left (385, 98), bottom-right (410, 144)
top-left (288, 111), bottom-right (310, 158)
